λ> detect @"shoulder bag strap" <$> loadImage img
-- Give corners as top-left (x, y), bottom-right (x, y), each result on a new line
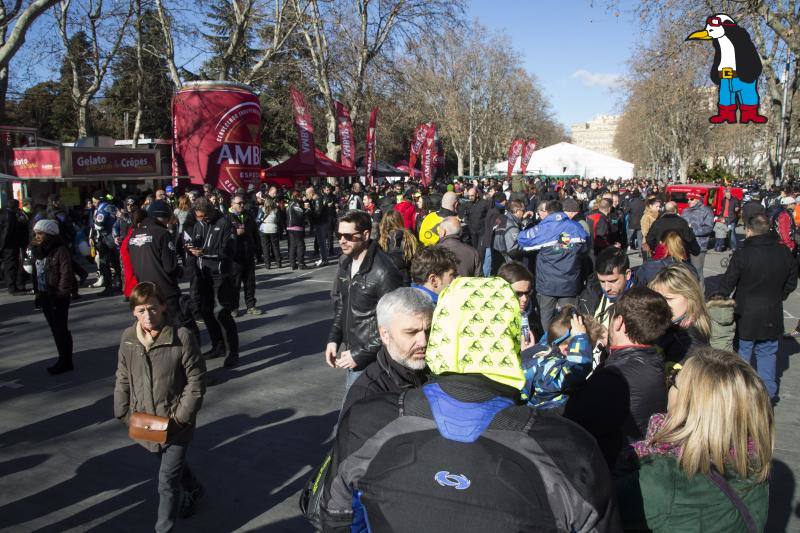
top-left (705, 469), bottom-right (758, 533)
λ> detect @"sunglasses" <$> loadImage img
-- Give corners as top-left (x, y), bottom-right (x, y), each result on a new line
top-left (336, 232), bottom-right (365, 242)
top-left (514, 289), bottom-right (533, 298)
top-left (706, 16), bottom-right (736, 27)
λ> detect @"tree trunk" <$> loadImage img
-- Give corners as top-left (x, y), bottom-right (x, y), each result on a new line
top-left (456, 154), bottom-right (464, 176)
top-left (0, 65), bottom-right (9, 122)
top-left (77, 101), bottom-right (88, 138)
top-left (131, 0), bottom-right (143, 147)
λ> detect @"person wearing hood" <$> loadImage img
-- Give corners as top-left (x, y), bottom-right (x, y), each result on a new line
top-left (340, 287), bottom-right (434, 416)
top-left (319, 277), bottom-right (620, 532)
top-left (31, 219), bottom-right (75, 374)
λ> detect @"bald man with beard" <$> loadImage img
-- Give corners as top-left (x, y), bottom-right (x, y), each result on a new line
top-left (437, 216), bottom-right (481, 277)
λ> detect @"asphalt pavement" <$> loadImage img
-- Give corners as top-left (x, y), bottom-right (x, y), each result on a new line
top-left (0, 240), bottom-right (799, 532)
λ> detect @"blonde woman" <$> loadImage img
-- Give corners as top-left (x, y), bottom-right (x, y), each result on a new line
top-left (638, 231), bottom-right (699, 287)
top-left (378, 210), bottom-right (418, 284)
top-left (649, 264), bottom-right (711, 364)
top-left (617, 347), bottom-right (772, 532)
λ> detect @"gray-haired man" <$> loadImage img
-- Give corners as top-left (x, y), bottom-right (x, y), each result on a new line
top-left (340, 287), bottom-right (434, 415)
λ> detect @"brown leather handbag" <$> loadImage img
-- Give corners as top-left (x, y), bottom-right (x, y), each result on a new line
top-left (128, 412), bottom-right (169, 444)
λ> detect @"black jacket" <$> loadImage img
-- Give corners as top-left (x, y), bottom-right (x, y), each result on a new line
top-left (718, 233), bottom-right (798, 340)
top-left (481, 204), bottom-right (505, 253)
top-left (322, 373), bottom-right (621, 532)
top-left (341, 347), bottom-right (427, 415)
top-left (565, 345), bottom-right (667, 469)
top-left (129, 217), bottom-right (181, 298)
top-left (626, 196), bottom-right (646, 231)
top-left (228, 210), bottom-right (258, 262)
top-left (190, 212), bottom-right (236, 275)
top-left (286, 200), bottom-right (306, 228)
top-left (646, 213), bottom-right (701, 256)
top-left (328, 240), bottom-right (403, 369)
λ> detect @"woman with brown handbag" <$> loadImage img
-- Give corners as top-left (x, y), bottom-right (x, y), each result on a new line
top-left (114, 281), bottom-right (206, 532)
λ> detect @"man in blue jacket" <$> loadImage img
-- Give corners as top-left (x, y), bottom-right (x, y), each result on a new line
top-left (518, 200), bottom-right (589, 333)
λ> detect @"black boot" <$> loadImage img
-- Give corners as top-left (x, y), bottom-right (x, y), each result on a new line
top-left (223, 352), bottom-right (239, 368)
top-left (47, 359), bottom-right (74, 375)
top-left (202, 343), bottom-right (226, 359)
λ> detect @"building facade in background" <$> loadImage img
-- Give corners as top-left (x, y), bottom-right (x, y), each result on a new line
top-left (571, 115), bottom-right (620, 159)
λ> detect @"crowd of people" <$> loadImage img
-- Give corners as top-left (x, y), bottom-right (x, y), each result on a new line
top-left (1, 173), bottom-right (797, 531)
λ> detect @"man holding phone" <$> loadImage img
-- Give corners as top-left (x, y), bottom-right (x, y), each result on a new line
top-left (325, 210), bottom-right (403, 392)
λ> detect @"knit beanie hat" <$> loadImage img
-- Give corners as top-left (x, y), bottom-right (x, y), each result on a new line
top-left (33, 219), bottom-right (59, 236)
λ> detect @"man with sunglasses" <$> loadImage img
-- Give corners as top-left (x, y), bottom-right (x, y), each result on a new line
top-left (228, 194), bottom-right (260, 316)
top-left (326, 210), bottom-right (403, 392)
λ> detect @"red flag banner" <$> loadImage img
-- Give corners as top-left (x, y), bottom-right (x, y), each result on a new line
top-left (365, 107), bottom-right (378, 185)
top-left (507, 138), bottom-right (524, 178)
top-left (421, 123), bottom-right (437, 185)
top-left (335, 100), bottom-right (355, 169)
top-left (519, 138), bottom-right (538, 175)
top-left (290, 87), bottom-right (315, 166)
top-left (408, 122), bottom-right (431, 170)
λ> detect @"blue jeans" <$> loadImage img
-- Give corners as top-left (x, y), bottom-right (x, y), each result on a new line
top-left (728, 223), bottom-right (738, 251)
top-left (719, 77), bottom-right (759, 106)
top-left (482, 248), bottom-right (492, 277)
top-left (738, 339), bottom-right (779, 399)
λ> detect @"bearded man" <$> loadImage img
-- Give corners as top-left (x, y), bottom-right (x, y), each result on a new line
top-left (340, 287), bottom-right (434, 415)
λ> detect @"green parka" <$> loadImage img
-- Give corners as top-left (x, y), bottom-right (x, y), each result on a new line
top-left (114, 324), bottom-right (206, 452)
top-left (616, 453), bottom-right (768, 532)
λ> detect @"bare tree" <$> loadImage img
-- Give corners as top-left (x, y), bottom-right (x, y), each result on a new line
top-left (57, 0), bottom-right (134, 137)
top-left (292, 0), bottom-right (461, 158)
top-left (0, 0), bottom-right (65, 118)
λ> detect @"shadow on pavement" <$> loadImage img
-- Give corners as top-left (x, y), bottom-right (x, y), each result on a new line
top-left (768, 459), bottom-right (797, 532)
top-left (0, 409), bottom-right (337, 532)
top-left (0, 395), bottom-right (113, 449)
top-left (0, 453), bottom-right (50, 477)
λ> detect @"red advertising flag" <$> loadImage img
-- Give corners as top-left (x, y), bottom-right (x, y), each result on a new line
top-left (290, 86), bottom-right (315, 166)
top-left (507, 138), bottom-right (524, 178)
top-left (408, 122), bottom-right (430, 170)
top-left (364, 107), bottom-right (379, 186)
top-left (335, 100), bottom-right (355, 169)
top-left (519, 138), bottom-right (538, 175)
top-left (421, 123), bottom-right (437, 186)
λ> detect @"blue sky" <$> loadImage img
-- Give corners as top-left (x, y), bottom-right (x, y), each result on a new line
top-left (467, 0), bottom-right (639, 133)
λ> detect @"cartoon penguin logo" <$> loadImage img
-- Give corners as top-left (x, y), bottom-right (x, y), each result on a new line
top-left (687, 14), bottom-right (767, 124)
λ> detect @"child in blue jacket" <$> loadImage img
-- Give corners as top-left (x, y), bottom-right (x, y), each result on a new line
top-left (521, 305), bottom-right (603, 410)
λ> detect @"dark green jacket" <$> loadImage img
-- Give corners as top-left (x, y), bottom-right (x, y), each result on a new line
top-left (616, 454), bottom-right (768, 532)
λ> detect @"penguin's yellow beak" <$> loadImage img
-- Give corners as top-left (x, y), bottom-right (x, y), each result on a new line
top-left (686, 29), bottom-right (711, 40)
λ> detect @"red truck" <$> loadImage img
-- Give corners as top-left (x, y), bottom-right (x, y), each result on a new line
top-left (665, 184), bottom-right (744, 215)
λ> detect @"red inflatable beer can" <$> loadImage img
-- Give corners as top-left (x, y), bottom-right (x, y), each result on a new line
top-left (172, 81), bottom-right (261, 193)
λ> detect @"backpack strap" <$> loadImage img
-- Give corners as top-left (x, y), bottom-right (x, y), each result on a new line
top-left (705, 469), bottom-right (757, 533)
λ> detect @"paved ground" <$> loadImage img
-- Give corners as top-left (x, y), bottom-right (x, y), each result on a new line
top-left (0, 239), bottom-right (799, 532)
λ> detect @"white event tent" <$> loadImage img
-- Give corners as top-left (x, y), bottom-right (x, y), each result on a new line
top-left (495, 142), bottom-right (634, 180)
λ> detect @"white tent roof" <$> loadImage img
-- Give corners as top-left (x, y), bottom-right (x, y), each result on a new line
top-left (495, 142), bottom-right (634, 180)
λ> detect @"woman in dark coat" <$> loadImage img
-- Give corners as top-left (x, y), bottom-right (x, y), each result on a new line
top-left (31, 219), bottom-right (75, 374)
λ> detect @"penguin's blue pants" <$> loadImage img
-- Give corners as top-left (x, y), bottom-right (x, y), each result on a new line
top-left (718, 77), bottom-right (758, 106)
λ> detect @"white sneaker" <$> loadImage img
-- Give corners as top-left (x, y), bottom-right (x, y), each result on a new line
top-left (89, 276), bottom-right (105, 288)
top-left (314, 259), bottom-right (323, 267)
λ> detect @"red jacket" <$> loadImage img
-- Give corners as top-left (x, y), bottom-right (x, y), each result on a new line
top-left (394, 200), bottom-right (417, 231)
top-left (120, 227), bottom-right (138, 297)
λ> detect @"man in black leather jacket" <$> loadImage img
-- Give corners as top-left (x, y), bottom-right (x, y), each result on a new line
top-left (325, 210), bottom-right (403, 392)
top-left (188, 197), bottom-right (240, 368)
top-left (565, 287), bottom-right (673, 472)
